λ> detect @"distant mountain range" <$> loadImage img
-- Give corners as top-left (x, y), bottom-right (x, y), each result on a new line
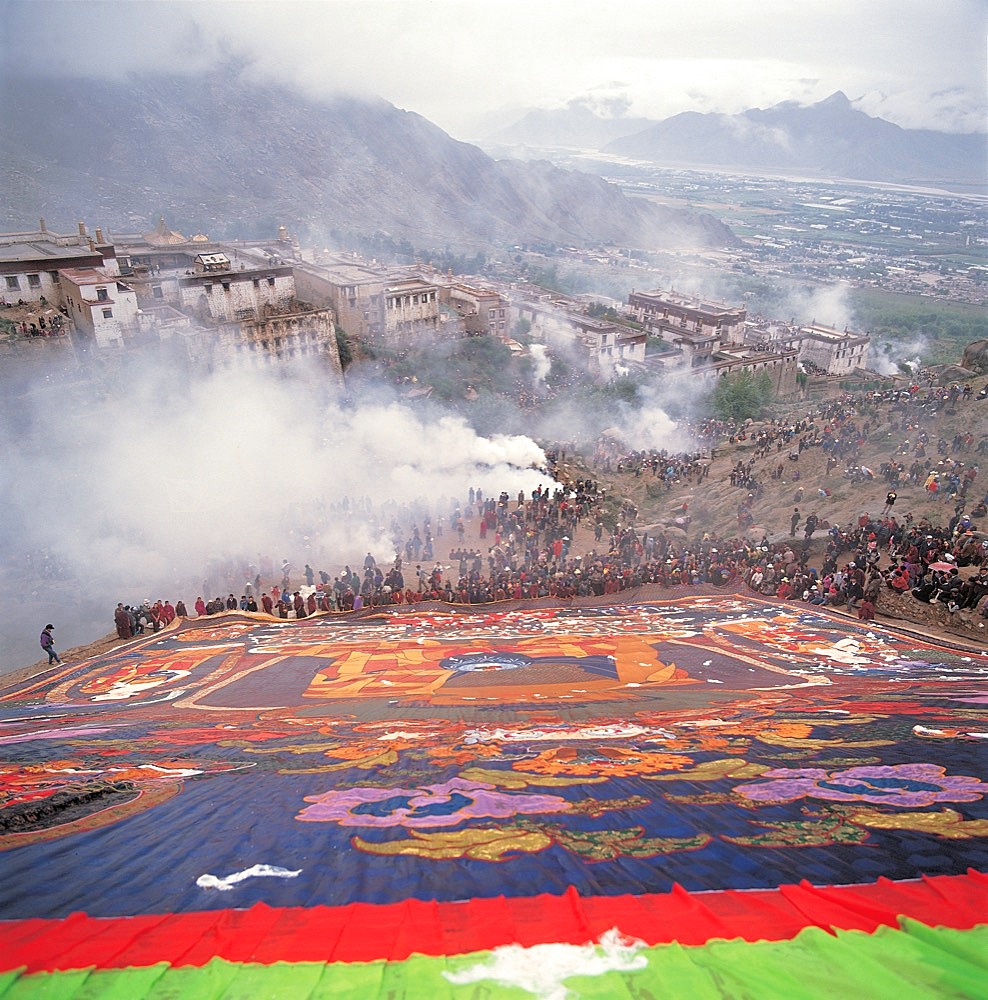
top-left (0, 70), bottom-right (734, 252)
top-left (490, 104), bottom-right (656, 151)
top-left (485, 92), bottom-right (986, 188)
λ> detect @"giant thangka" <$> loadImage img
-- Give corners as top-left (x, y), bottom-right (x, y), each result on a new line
top-left (1, 591), bottom-right (985, 997)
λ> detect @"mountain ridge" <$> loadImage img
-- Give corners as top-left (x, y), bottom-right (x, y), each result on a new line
top-left (0, 69), bottom-right (735, 251)
top-left (482, 92), bottom-right (985, 188)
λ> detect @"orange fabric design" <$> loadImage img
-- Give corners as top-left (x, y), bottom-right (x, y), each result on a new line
top-left (303, 633), bottom-right (690, 704)
top-left (512, 747), bottom-right (693, 777)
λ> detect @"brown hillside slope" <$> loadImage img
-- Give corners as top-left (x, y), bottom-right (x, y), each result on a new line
top-left (550, 383), bottom-right (988, 639)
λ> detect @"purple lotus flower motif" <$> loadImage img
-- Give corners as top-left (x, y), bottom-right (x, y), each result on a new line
top-left (735, 763), bottom-right (988, 807)
top-left (297, 776), bottom-right (570, 827)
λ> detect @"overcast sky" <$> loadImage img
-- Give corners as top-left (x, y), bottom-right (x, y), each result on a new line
top-left (3, 0), bottom-right (986, 137)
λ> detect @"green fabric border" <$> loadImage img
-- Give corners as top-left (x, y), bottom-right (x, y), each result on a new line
top-left (2, 922), bottom-right (985, 999)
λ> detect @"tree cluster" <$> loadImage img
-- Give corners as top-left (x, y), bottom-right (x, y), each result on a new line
top-left (710, 370), bottom-right (776, 421)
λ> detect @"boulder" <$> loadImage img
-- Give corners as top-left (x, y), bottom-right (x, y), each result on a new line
top-left (961, 339), bottom-right (988, 374)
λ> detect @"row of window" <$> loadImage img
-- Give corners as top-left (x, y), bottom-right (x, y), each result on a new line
top-left (238, 342), bottom-right (324, 357)
top-left (5, 274), bottom-right (117, 310)
top-left (205, 276), bottom-right (277, 293)
top-left (4, 271), bottom-right (60, 291)
top-left (387, 291), bottom-right (437, 309)
top-left (251, 330), bottom-right (322, 349)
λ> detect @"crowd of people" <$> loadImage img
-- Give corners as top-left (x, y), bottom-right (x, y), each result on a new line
top-left (728, 381), bottom-right (988, 623)
top-left (107, 378), bottom-right (988, 637)
top-left (113, 599), bottom-right (187, 638)
top-left (110, 504), bottom-right (987, 635)
top-left (745, 512), bottom-right (987, 624)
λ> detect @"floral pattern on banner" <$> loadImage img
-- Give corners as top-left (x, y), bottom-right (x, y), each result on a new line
top-left (297, 777), bottom-right (573, 827)
top-left (1, 597), bottom-right (987, 908)
top-left (734, 763), bottom-right (988, 807)
top-left (510, 746), bottom-right (693, 778)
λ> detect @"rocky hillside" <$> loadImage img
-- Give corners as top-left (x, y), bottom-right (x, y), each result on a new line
top-left (0, 69), bottom-right (735, 252)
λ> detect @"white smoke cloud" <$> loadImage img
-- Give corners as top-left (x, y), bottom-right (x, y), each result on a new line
top-left (773, 282), bottom-right (932, 375)
top-left (530, 343), bottom-right (551, 384)
top-left (0, 350), bottom-right (551, 670)
top-left (788, 281), bottom-right (855, 332)
top-left (870, 333), bottom-right (930, 375)
top-left (605, 402), bottom-right (694, 453)
top-left (601, 369), bottom-right (705, 454)
top-left (510, 301), bottom-right (707, 455)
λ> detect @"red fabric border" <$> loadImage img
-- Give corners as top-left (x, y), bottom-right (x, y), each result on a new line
top-left (3, 871), bottom-right (986, 973)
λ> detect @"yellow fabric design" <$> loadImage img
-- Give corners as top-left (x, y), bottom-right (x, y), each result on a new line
top-left (844, 807), bottom-right (988, 839)
top-left (458, 766), bottom-right (603, 788)
top-left (645, 758), bottom-right (770, 781)
top-left (353, 827), bottom-right (551, 860)
top-left (756, 734), bottom-right (894, 749)
top-left (282, 749), bottom-right (399, 773)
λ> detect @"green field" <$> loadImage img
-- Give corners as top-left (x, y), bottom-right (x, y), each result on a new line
top-left (849, 288), bottom-right (987, 365)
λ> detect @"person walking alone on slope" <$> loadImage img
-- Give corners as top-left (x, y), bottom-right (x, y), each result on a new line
top-left (39, 623), bottom-right (62, 664)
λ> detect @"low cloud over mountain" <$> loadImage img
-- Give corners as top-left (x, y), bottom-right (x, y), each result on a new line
top-left (482, 92), bottom-right (984, 189)
top-left (485, 100), bottom-right (655, 151)
top-left (602, 92), bottom-right (985, 188)
top-left (0, 69), bottom-right (734, 251)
